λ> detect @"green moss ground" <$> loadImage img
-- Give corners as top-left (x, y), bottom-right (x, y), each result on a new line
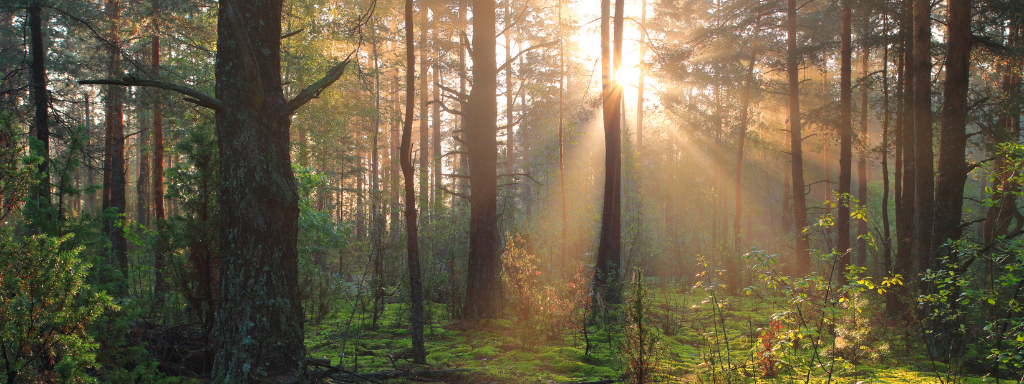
top-left (305, 288), bottom-right (1000, 383)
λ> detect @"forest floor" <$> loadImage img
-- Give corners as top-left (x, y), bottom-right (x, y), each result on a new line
top-left (304, 286), bottom-right (1001, 383)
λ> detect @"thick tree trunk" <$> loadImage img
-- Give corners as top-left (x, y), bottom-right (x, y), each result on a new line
top-left (933, 0), bottom-right (971, 255)
top-left (464, 0), bottom-right (501, 319)
top-left (788, 0), bottom-right (810, 275)
top-left (893, 0), bottom-right (916, 317)
top-left (402, 0), bottom-right (426, 363)
top-left (913, 0), bottom-right (934, 273)
top-left (210, 1), bottom-right (306, 381)
top-left (595, 0), bottom-right (624, 303)
top-left (104, 0), bottom-right (128, 285)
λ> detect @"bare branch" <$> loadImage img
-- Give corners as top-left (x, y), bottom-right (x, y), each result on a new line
top-left (286, 60), bottom-right (350, 115)
top-left (282, 28), bottom-right (305, 39)
top-left (79, 77), bottom-right (224, 111)
top-left (438, 184), bottom-right (470, 200)
top-left (498, 40), bottom-right (559, 73)
top-left (437, 83), bottom-right (469, 101)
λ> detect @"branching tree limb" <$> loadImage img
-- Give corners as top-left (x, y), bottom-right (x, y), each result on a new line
top-left (498, 40), bottom-right (560, 72)
top-left (286, 60), bottom-right (350, 114)
top-left (78, 77), bottom-right (224, 111)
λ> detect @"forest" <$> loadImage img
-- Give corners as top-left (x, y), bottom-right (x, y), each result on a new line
top-left (1, 0), bottom-right (1023, 382)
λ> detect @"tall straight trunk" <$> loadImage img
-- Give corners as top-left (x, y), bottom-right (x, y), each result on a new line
top-left (933, 0), bottom-right (971, 253)
top-left (504, 0), bottom-right (514, 177)
top-left (137, 97), bottom-right (150, 227)
top-left (734, 28), bottom-right (759, 255)
top-left (431, 60), bottom-right (441, 210)
top-left (913, 0), bottom-right (934, 273)
top-left (881, 28), bottom-right (893, 283)
top-left (457, 2), bottom-right (469, 197)
top-left (928, 0), bottom-right (973, 357)
top-left (104, 0), bottom-right (128, 283)
top-left (856, 46), bottom-right (869, 269)
top-left (390, 78), bottom-right (401, 234)
top-left (418, 3), bottom-right (429, 227)
top-left (788, 0), bottom-right (810, 275)
top-left (636, 0), bottom-right (646, 167)
top-left (370, 24), bottom-right (386, 327)
top-left (401, 0), bottom-right (426, 363)
top-left (464, 0), bottom-right (500, 319)
top-left (894, 0), bottom-right (916, 317)
top-left (29, 3), bottom-right (49, 212)
top-left (558, 0), bottom-right (567, 271)
top-left (150, 14), bottom-right (166, 307)
top-left (595, 0), bottom-right (624, 303)
top-left (837, 0), bottom-right (852, 286)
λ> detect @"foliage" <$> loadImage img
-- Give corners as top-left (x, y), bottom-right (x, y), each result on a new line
top-left (295, 165), bottom-right (353, 324)
top-left (0, 230), bottom-right (117, 383)
top-left (621, 269), bottom-right (662, 384)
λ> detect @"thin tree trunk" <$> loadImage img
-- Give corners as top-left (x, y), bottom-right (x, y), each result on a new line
top-left (788, 0), bottom-right (810, 275)
top-left (837, 0), bottom-right (852, 286)
top-left (856, 46), bottom-right (869, 269)
top-left (29, 3), bottom-right (50, 214)
top-left (734, 27), bottom-right (759, 256)
top-left (151, 18), bottom-right (167, 307)
top-left (402, 0), bottom-right (426, 363)
top-left (894, 0), bottom-right (916, 317)
top-left (418, 3), bottom-right (429, 228)
top-left (881, 22), bottom-right (893, 285)
top-left (913, 0), bottom-right (934, 273)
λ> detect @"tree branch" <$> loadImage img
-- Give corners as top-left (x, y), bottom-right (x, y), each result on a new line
top-left (438, 184), bottom-right (470, 200)
top-left (286, 60), bottom-right (350, 115)
top-left (437, 83), bottom-right (469, 101)
top-left (498, 40), bottom-right (559, 73)
top-left (79, 77), bottom-right (224, 111)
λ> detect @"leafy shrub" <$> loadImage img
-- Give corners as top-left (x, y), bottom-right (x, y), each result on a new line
top-left (0, 231), bottom-right (117, 383)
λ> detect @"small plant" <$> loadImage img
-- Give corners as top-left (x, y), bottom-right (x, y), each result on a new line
top-left (0, 231), bottom-right (117, 383)
top-left (755, 319), bottom-right (784, 378)
top-left (622, 269), bottom-right (662, 384)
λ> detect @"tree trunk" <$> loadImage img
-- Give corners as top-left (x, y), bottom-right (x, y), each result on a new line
top-left (837, 0), bottom-right (852, 286)
top-left (913, 0), bottom-right (934, 274)
top-left (594, 0), bottom-right (624, 303)
top-left (788, 0), bottom-right (810, 275)
top-left (856, 46), bottom-right (869, 269)
top-left (211, 1), bottom-right (307, 380)
top-left (418, 3), bottom-right (429, 228)
top-left (151, 16), bottom-right (167, 308)
top-left (464, 0), bottom-right (501, 319)
top-left (402, 0), bottom-right (426, 363)
top-left (29, 3), bottom-right (50, 214)
top-left (881, 24), bottom-right (893, 285)
top-left (104, 0), bottom-right (128, 285)
top-left (893, 0), bottom-right (916, 317)
top-left (933, 0), bottom-right (971, 255)
top-left (734, 28), bottom-right (759, 256)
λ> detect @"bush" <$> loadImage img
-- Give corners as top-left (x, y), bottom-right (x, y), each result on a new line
top-left (0, 231), bottom-right (117, 383)
top-left (622, 269), bottom-right (662, 384)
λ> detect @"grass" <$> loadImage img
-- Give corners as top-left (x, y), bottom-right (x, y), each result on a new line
top-left (304, 285), bottom-right (1001, 383)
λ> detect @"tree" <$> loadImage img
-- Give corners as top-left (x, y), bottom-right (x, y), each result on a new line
top-left (913, 0), bottom-right (934, 272)
top-left (837, 0), bottom-right (852, 285)
top-left (464, 0), bottom-right (501, 319)
top-left (401, 0), bottom-right (427, 364)
top-left (594, 0), bottom-right (624, 303)
top-left (788, 0), bottom-right (810, 275)
top-left (83, 0), bottom-right (352, 379)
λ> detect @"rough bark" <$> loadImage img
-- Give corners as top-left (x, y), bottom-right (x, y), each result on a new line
top-left (104, 0), bottom-right (128, 284)
top-left (788, 0), bottom-right (810, 275)
top-left (464, 0), bottom-right (501, 319)
top-left (402, 0), bottom-right (427, 363)
top-left (893, 0), bottom-right (916, 317)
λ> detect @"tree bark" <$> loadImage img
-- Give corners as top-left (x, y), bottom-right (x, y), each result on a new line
top-left (29, 3), bottom-right (49, 212)
top-left (418, 3), bottom-right (429, 228)
top-left (402, 0), bottom-right (427, 363)
top-left (837, 0), bottom-right (852, 286)
top-left (734, 27), bottom-right (759, 257)
top-left (464, 0), bottom-right (501, 319)
top-left (788, 0), bottom-right (810, 275)
top-left (856, 46), bottom-right (869, 269)
top-left (104, 0), bottom-right (128, 285)
top-left (152, 25), bottom-right (166, 306)
top-left (913, 0), bottom-right (934, 273)
top-left (594, 0), bottom-right (624, 303)
top-left (933, 0), bottom-right (971, 254)
top-left (893, 0), bottom-right (916, 317)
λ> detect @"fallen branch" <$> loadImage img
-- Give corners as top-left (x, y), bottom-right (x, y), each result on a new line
top-left (332, 368), bottom-right (473, 382)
